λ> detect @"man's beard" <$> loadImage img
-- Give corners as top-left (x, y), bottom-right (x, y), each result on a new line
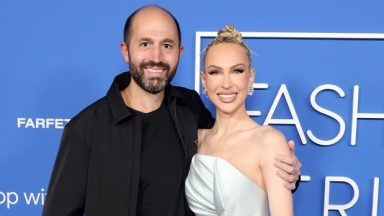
top-left (130, 60), bottom-right (177, 94)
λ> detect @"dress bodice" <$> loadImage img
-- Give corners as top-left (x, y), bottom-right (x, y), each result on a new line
top-left (185, 154), bottom-right (270, 216)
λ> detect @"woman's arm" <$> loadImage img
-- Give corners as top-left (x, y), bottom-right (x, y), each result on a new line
top-left (274, 140), bottom-right (302, 191)
top-left (260, 128), bottom-right (294, 216)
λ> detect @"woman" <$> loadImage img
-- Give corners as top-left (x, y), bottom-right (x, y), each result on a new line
top-left (185, 25), bottom-right (293, 216)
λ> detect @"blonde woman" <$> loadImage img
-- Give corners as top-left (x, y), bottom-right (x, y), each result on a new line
top-left (185, 25), bottom-right (294, 216)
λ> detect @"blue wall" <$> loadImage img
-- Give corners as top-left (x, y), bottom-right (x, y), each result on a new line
top-left (1, 0), bottom-right (383, 215)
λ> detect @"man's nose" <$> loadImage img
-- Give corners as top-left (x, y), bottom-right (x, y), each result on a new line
top-left (149, 45), bottom-right (163, 63)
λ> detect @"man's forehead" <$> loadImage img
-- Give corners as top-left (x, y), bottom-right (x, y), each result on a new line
top-left (130, 10), bottom-right (178, 38)
top-left (132, 6), bottom-right (174, 25)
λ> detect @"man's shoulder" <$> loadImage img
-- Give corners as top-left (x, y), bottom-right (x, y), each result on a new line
top-left (65, 96), bottom-right (109, 128)
top-left (170, 85), bottom-right (199, 95)
top-left (168, 85), bottom-right (202, 103)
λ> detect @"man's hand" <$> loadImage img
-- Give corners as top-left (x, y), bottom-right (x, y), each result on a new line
top-left (274, 140), bottom-right (302, 190)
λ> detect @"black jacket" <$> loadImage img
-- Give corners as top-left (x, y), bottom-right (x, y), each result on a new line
top-left (42, 72), bottom-right (215, 216)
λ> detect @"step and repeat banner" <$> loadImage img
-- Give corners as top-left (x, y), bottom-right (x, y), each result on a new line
top-left (1, 0), bottom-right (383, 215)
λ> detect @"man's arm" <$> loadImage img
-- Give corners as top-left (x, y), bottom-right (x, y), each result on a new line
top-left (42, 126), bottom-right (89, 216)
top-left (274, 140), bottom-right (302, 192)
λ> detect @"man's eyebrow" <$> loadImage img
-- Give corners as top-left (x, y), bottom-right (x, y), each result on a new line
top-left (162, 38), bottom-right (176, 44)
top-left (137, 37), bottom-right (153, 42)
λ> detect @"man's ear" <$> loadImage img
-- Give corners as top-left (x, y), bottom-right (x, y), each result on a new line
top-left (179, 44), bottom-right (184, 58)
top-left (120, 42), bottom-right (129, 64)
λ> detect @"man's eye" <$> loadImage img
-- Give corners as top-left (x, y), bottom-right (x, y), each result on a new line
top-left (140, 42), bottom-right (149, 47)
top-left (163, 43), bottom-right (173, 49)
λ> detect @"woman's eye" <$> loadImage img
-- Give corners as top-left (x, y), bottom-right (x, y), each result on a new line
top-left (233, 69), bottom-right (244, 74)
top-left (208, 70), bottom-right (219, 75)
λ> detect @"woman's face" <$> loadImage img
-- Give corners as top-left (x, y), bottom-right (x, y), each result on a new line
top-left (202, 43), bottom-right (254, 114)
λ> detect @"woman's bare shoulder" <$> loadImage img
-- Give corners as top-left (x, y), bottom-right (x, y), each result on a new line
top-left (251, 125), bottom-right (287, 150)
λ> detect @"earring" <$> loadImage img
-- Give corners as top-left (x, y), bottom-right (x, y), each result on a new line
top-left (247, 86), bottom-right (254, 96)
top-left (202, 89), bottom-right (208, 97)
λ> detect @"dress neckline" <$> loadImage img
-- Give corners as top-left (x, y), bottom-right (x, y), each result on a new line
top-left (194, 154), bottom-right (266, 193)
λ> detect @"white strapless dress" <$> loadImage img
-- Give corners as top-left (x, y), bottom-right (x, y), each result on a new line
top-left (185, 154), bottom-right (270, 216)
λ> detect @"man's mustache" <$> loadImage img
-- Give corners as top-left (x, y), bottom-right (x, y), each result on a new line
top-left (140, 61), bottom-right (170, 71)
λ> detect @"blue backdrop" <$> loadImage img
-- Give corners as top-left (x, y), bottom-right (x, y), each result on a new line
top-left (1, 0), bottom-right (383, 215)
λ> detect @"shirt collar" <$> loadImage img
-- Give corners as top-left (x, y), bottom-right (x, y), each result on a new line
top-left (106, 72), bottom-right (134, 124)
top-left (106, 71), bottom-right (182, 124)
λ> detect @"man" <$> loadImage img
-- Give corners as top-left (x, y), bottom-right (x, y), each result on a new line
top-left (43, 5), bottom-right (301, 216)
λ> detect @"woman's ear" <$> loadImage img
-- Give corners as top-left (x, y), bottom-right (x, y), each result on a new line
top-left (249, 67), bottom-right (256, 87)
top-left (200, 71), bottom-right (207, 91)
top-left (200, 71), bottom-right (205, 85)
